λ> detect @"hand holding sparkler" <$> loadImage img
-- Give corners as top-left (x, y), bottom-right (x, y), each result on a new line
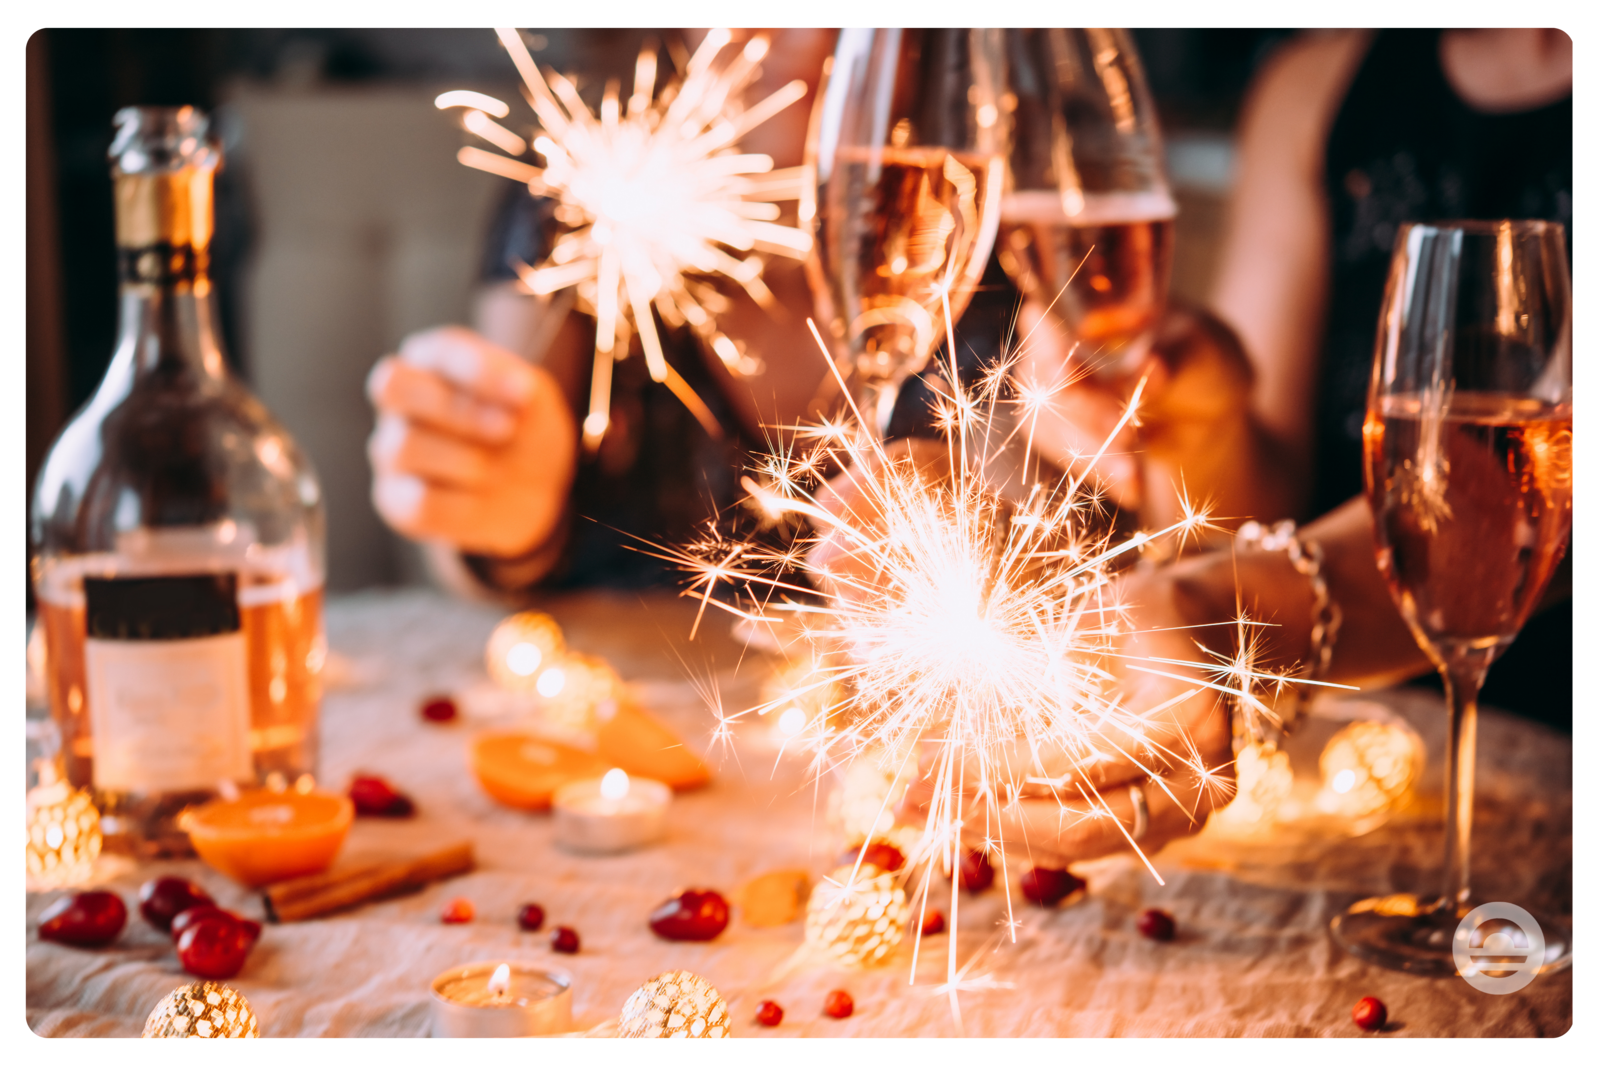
top-left (368, 326), bottom-right (577, 560)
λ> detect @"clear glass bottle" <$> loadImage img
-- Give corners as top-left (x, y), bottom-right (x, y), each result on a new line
top-left (29, 106), bottom-right (327, 858)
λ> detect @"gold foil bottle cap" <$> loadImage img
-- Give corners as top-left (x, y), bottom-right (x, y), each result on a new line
top-left (110, 106), bottom-right (219, 259)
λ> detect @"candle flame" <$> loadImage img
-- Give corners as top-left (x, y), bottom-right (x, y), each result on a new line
top-left (488, 964), bottom-right (511, 996)
top-left (600, 768), bottom-right (631, 801)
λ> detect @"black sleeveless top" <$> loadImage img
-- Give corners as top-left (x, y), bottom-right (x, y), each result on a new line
top-left (1317, 29), bottom-right (1572, 729)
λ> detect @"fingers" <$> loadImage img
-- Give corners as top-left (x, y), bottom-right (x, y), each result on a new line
top-left (368, 357), bottom-right (518, 444)
top-left (984, 770), bottom-right (1224, 866)
top-left (368, 414), bottom-right (492, 488)
top-left (397, 326), bottom-right (537, 406)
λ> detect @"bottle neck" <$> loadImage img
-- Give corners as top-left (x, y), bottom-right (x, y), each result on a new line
top-left (112, 165), bottom-right (228, 382)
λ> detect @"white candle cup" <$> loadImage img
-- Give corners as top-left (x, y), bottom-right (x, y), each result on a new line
top-left (430, 961), bottom-right (573, 1037)
top-left (552, 769), bottom-right (669, 854)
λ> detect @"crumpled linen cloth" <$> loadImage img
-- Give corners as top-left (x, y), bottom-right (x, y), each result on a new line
top-left (27, 589), bottom-right (1572, 1037)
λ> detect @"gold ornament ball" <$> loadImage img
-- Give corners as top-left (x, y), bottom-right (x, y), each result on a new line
top-left (1216, 742), bottom-right (1295, 828)
top-left (805, 863), bottom-right (909, 967)
top-left (486, 612), bottom-right (566, 691)
top-left (25, 779), bottom-right (102, 881)
top-left (618, 970), bottom-right (729, 1038)
top-left (536, 651), bottom-right (624, 734)
top-left (143, 982), bottom-right (260, 1038)
top-left (1319, 719), bottom-right (1423, 816)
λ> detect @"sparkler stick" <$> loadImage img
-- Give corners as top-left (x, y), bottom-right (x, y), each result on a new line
top-left (441, 30), bottom-right (814, 450)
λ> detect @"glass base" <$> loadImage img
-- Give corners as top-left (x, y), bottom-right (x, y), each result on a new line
top-left (1331, 894), bottom-right (1572, 977)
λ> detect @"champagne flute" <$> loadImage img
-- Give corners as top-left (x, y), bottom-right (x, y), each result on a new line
top-left (998, 28), bottom-right (1175, 382)
top-left (806, 28), bottom-right (1007, 436)
top-left (1331, 220), bottom-right (1572, 976)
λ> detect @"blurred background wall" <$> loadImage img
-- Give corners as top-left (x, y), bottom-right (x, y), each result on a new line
top-left (25, 27), bottom-right (1293, 593)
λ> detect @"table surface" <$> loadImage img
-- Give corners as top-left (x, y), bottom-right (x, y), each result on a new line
top-left (26, 588), bottom-right (1573, 1038)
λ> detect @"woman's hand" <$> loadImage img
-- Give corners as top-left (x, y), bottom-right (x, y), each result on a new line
top-left (900, 564), bottom-right (1237, 866)
top-left (366, 326), bottom-right (577, 558)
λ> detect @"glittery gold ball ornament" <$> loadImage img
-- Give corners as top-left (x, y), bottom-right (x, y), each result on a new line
top-left (143, 982), bottom-right (259, 1038)
top-left (25, 776), bottom-right (101, 883)
top-left (1215, 742), bottom-right (1294, 828)
top-left (537, 652), bottom-right (624, 734)
top-left (618, 970), bottom-right (729, 1038)
top-left (486, 612), bottom-right (566, 691)
top-left (805, 863), bottom-right (909, 967)
top-left (1317, 719), bottom-right (1423, 817)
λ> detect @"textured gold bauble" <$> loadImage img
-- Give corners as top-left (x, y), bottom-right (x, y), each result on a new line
top-left (805, 863), bottom-right (909, 967)
top-left (1318, 719), bottom-right (1423, 816)
top-left (143, 982), bottom-right (259, 1038)
top-left (25, 778), bottom-right (101, 882)
top-left (618, 970), bottom-right (730, 1038)
top-left (486, 611), bottom-right (567, 691)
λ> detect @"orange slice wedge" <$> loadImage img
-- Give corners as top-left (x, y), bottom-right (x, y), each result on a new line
top-left (183, 789), bottom-right (353, 887)
top-left (596, 699), bottom-right (712, 791)
top-left (469, 732), bottom-right (611, 810)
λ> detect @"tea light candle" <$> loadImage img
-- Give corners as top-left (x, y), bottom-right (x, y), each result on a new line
top-left (552, 769), bottom-right (669, 854)
top-left (429, 962), bottom-right (572, 1037)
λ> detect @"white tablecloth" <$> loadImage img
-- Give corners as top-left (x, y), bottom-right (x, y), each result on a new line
top-left (27, 589), bottom-right (1573, 1037)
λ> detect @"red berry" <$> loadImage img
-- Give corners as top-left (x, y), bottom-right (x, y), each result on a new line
top-left (840, 841), bottom-right (906, 873)
top-left (958, 849), bottom-right (994, 893)
top-left (648, 888), bottom-right (730, 941)
top-left (550, 926), bottom-right (580, 954)
top-left (1136, 907), bottom-right (1176, 941)
top-left (1020, 866), bottom-right (1085, 907)
top-left (517, 902), bottom-right (546, 932)
top-left (176, 913), bottom-right (256, 979)
top-left (138, 877), bottom-right (215, 932)
top-left (38, 891), bottom-right (127, 947)
top-left (350, 774), bottom-right (415, 817)
top-left (823, 989), bottom-right (854, 1019)
top-left (440, 898), bottom-right (474, 924)
top-left (171, 905), bottom-right (260, 946)
top-left (755, 1000), bottom-right (784, 1027)
top-left (1351, 996), bottom-right (1387, 1032)
top-left (920, 910), bottom-right (946, 936)
top-left (420, 695), bottom-right (459, 723)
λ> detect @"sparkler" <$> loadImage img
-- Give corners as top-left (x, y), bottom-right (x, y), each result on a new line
top-left (652, 309), bottom-right (1352, 1022)
top-left (438, 29), bottom-right (813, 451)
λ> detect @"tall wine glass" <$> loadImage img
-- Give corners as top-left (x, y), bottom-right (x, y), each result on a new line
top-left (1332, 220), bottom-right (1572, 976)
top-left (998, 28), bottom-right (1175, 382)
top-left (806, 28), bottom-right (1007, 436)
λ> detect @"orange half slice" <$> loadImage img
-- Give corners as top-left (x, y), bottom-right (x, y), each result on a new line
top-left (183, 789), bottom-right (353, 887)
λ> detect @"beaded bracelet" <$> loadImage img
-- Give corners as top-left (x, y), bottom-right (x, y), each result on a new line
top-left (1234, 519), bottom-right (1344, 742)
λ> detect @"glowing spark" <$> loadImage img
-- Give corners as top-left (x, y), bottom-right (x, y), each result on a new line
top-left (644, 310), bottom-right (1360, 1014)
top-left (440, 29), bottom-right (813, 451)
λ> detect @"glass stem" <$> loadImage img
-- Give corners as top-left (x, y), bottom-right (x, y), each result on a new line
top-left (1438, 649), bottom-right (1491, 914)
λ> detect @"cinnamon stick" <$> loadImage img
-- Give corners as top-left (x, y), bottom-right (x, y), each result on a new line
top-left (263, 841), bottom-right (475, 922)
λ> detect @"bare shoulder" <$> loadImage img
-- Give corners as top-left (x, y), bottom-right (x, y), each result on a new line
top-left (1238, 31), bottom-right (1372, 171)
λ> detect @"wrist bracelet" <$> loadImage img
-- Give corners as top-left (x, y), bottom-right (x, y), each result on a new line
top-left (1233, 519), bottom-right (1344, 742)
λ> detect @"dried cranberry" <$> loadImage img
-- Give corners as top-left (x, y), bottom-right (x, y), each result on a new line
top-left (648, 888), bottom-right (730, 941)
top-left (138, 877), bottom-right (215, 932)
top-left (920, 909), bottom-right (946, 936)
top-left (517, 902), bottom-right (546, 932)
top-left (350, 774), bottom-right (415, 817)
top-left (755, 1000), bottom-right (784, 1027)
top-left (38, 891), bottom-right (127, 948)
top-left (1351, 996), bottom-right (1387, 1032)
top-left (420, 695), bottom-right (459, 723)
top-left (958, 849), bottom-right (994, 893)
top-left (823, 989), bottom-right (854, 1018)
top-left (1020, 866), bottom-right (1084, 907)
top-left (171, 905), bottom-right (260, 946)
top-left (440, 897), bottom-right (474, 924)
top-left (550, 926), bottom-right (580, 954)
top-left (176, 913), bottom-right (256, 980)
top-left (840, 841), bottom-right (906, 873)
top-left (1136, 907), bottom-right (1176, 941)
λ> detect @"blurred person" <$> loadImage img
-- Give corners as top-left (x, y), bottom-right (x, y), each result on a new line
top-left (877, 28), bottom-right (1573, 862)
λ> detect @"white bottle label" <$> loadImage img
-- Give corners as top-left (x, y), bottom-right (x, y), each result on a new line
top-left (84, 633), bottom-right (252, 792)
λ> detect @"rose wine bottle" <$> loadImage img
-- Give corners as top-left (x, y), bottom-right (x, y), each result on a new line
top-left (30, 106), bottom-right (327, 857)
